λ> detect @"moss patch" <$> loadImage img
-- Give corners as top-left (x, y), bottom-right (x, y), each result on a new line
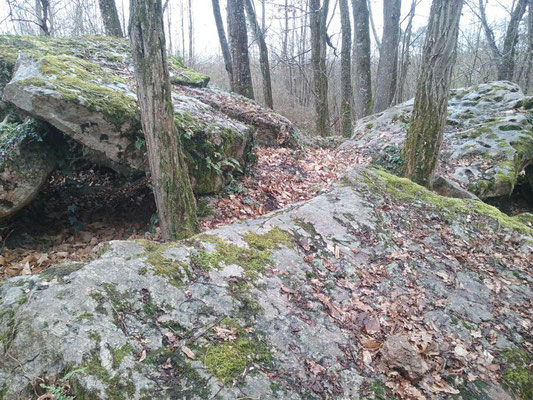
top-left (367, 168), bottom-right (533, 235)
top-left (193, 228), bottom-right (293, 280)
top-left (137, 240), bottom-right (193, 287)
top-left (202, 319), bottom-right (271, 384)
top-left (501, 348), bottom-right (533, 399)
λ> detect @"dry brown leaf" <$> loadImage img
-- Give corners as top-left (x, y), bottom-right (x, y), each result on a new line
top-left (181, 345), bottom-right (195, 359)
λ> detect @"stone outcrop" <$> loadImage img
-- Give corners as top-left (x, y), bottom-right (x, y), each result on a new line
top-left (0, 35), bottom-right (301, 217)
top-left (342, 81), bottom-right (533, 199)
top-left (1, 167), bottom-right (531, 399)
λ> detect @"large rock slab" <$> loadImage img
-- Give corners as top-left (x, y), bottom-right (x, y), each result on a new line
top-left (1, 167), bottom-right (531, 399)
top-left (0, 35), bottom-right (300, 199)
top-left (0, 118), bottom-right (55, 219)
top-left (342, 81), bottom-right (533, 199)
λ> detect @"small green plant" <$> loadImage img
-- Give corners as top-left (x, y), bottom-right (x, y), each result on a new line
top-left (147, 213), bottom-right (160, 235)
top-left (38, 367), bottom-right (87, 400)
top-left (370, 145), bottom-right (405, 175)
top-left (134, 137), bottom-right (145, 151)
top-left (67, 203), bottom-right (83, 231)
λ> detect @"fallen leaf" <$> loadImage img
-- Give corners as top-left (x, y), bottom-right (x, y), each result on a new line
top-left (181, 345), bottom-right (195, 359)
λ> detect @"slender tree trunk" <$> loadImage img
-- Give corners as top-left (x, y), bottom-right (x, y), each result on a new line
top-left (188, 0), bottom-right (194, 63)
top-left (98, 0), bottom-right (123, 37)
top-left (373, 0), bottom-right (401, 113)
top-left (394, 0), bottom-right (416, 105)
top-left (525, 0), bottom-right (533, 93)
top-left (211, 0), bottom-right (234, 90)
top-left (367, 0), bottom-right (381, 52)
top-left (403, 0), bottom-right (464, 188)
top-left (244, 0), bottom-right (273, 109)
top-left (227, 0), bottom-right (254, 99)
top-left (352, 0), bottom-right (372, 119)
top-left (129, 0), bottom-right (198, 240)
top-left (498, 0), bottom-right (528, 81)
top-left (181, 0), bottom-right (185, 58)
top-left (339, 0), bottom-right (352, 136)
top-left (310, 0), bottom-right (330, 137)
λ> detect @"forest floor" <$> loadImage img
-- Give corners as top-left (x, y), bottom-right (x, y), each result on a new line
top-left (0, 146), bottom-right (366, 279)
top-left (1, 144), bottom-right (531, 281)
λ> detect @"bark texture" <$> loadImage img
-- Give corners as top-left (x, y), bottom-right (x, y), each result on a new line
top-left (228, 0), bottom-right (254, 99)
top-left (98, 0), bottom-right (123, 37)
top-left (403, 0), bottom-right (464, 187)
top-left (129, 0), bottom-right (198, 240)
top-left (351, 0), bottom-right (372, 119)
top-left (339, 0), bottom-right (353, 136)
top-left (244, 0), bottom-right (273, 109)
top-left (373, 0), bottom-right (401, 113)
top-left (310, 0), bottom-right (330, 137)
top-left (211, 0), bottom-right (234, 90)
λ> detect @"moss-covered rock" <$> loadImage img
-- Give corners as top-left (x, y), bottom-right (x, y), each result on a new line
top-left (1, 167), bottom-right (531, 398)
top-left (343, 81), bottom-right (533, 199)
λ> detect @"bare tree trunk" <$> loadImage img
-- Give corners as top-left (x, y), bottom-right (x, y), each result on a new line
top-left (373, 0), bottom-right (401, 113)
top-left (352, 0), bottom-right (372, 119)
top-left (403, 0), bottom-right (464, 188)
top-left (367, 0), bottom-right (381, 51)
top-left (34, 0), bottom-right (50, 35)
top-left (181, 0), bottom-right (185, 59)
top-left (98, 0), bottom-right (123, 37)
top-left (244, 0), bottom-right (273, 109)
top-left (228, 0), bottom-right (254, 99)
top-left (188, 0), bottom-right (194, 63)
top-left (339, 0), bottom-right (352, 136)
top-left (394, 0), bottom-right (417, 105)
top-left (211, 0), bottom-right (234, 90)
top-left (129, 0), bottom-right (198, 240)
top-left (525, 0), bottom-right (533, 93)
top-left (499, 0), bottom-right (528, 81)
top-left (310, 0), bottom-right (330, 137)
top-left (166, 2), bottom-right (173, 54)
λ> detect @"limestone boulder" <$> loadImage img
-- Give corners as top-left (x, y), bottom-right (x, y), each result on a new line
top-left (342, 81), bottom-right (533, 199)
top-left (1, 167), bottom-right (531, 399)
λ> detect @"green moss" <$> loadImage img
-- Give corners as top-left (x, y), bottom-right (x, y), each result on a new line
top-left (88, 331), bottom-right (101, 342)
top-left (82, 351), bottom-right (136, 399)
top-left (501, 348), bottom-right (533, 399)
top-left (202, 320), bottom-right (271, 384)
top-left (368, 168), bottom-right (533, 235)
top-left (137, 240), bottom-right (192, 287)
top-left (76, 312), bottom-right (94, 321)
top-left (192, 228), bottom-right (293, 280)
top-left (365, 381), bottom-right (395, 400)
top-left (110, 343), bottom-right (135, 369)
top-left (18, 55), bottom-right (139, 131)
top-left (242, 227), bottom-right (293, 250)
top-left (168, 56), bottom-right (210, 87)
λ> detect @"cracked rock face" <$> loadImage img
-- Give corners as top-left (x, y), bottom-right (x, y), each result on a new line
top-left (1, 167), bottom-right (531, 399)
top-left (342, 81), bottom-right (533, 200)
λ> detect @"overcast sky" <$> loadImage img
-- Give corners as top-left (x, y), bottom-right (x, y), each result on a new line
top-left (0, 0), bottom-right (515, 59)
